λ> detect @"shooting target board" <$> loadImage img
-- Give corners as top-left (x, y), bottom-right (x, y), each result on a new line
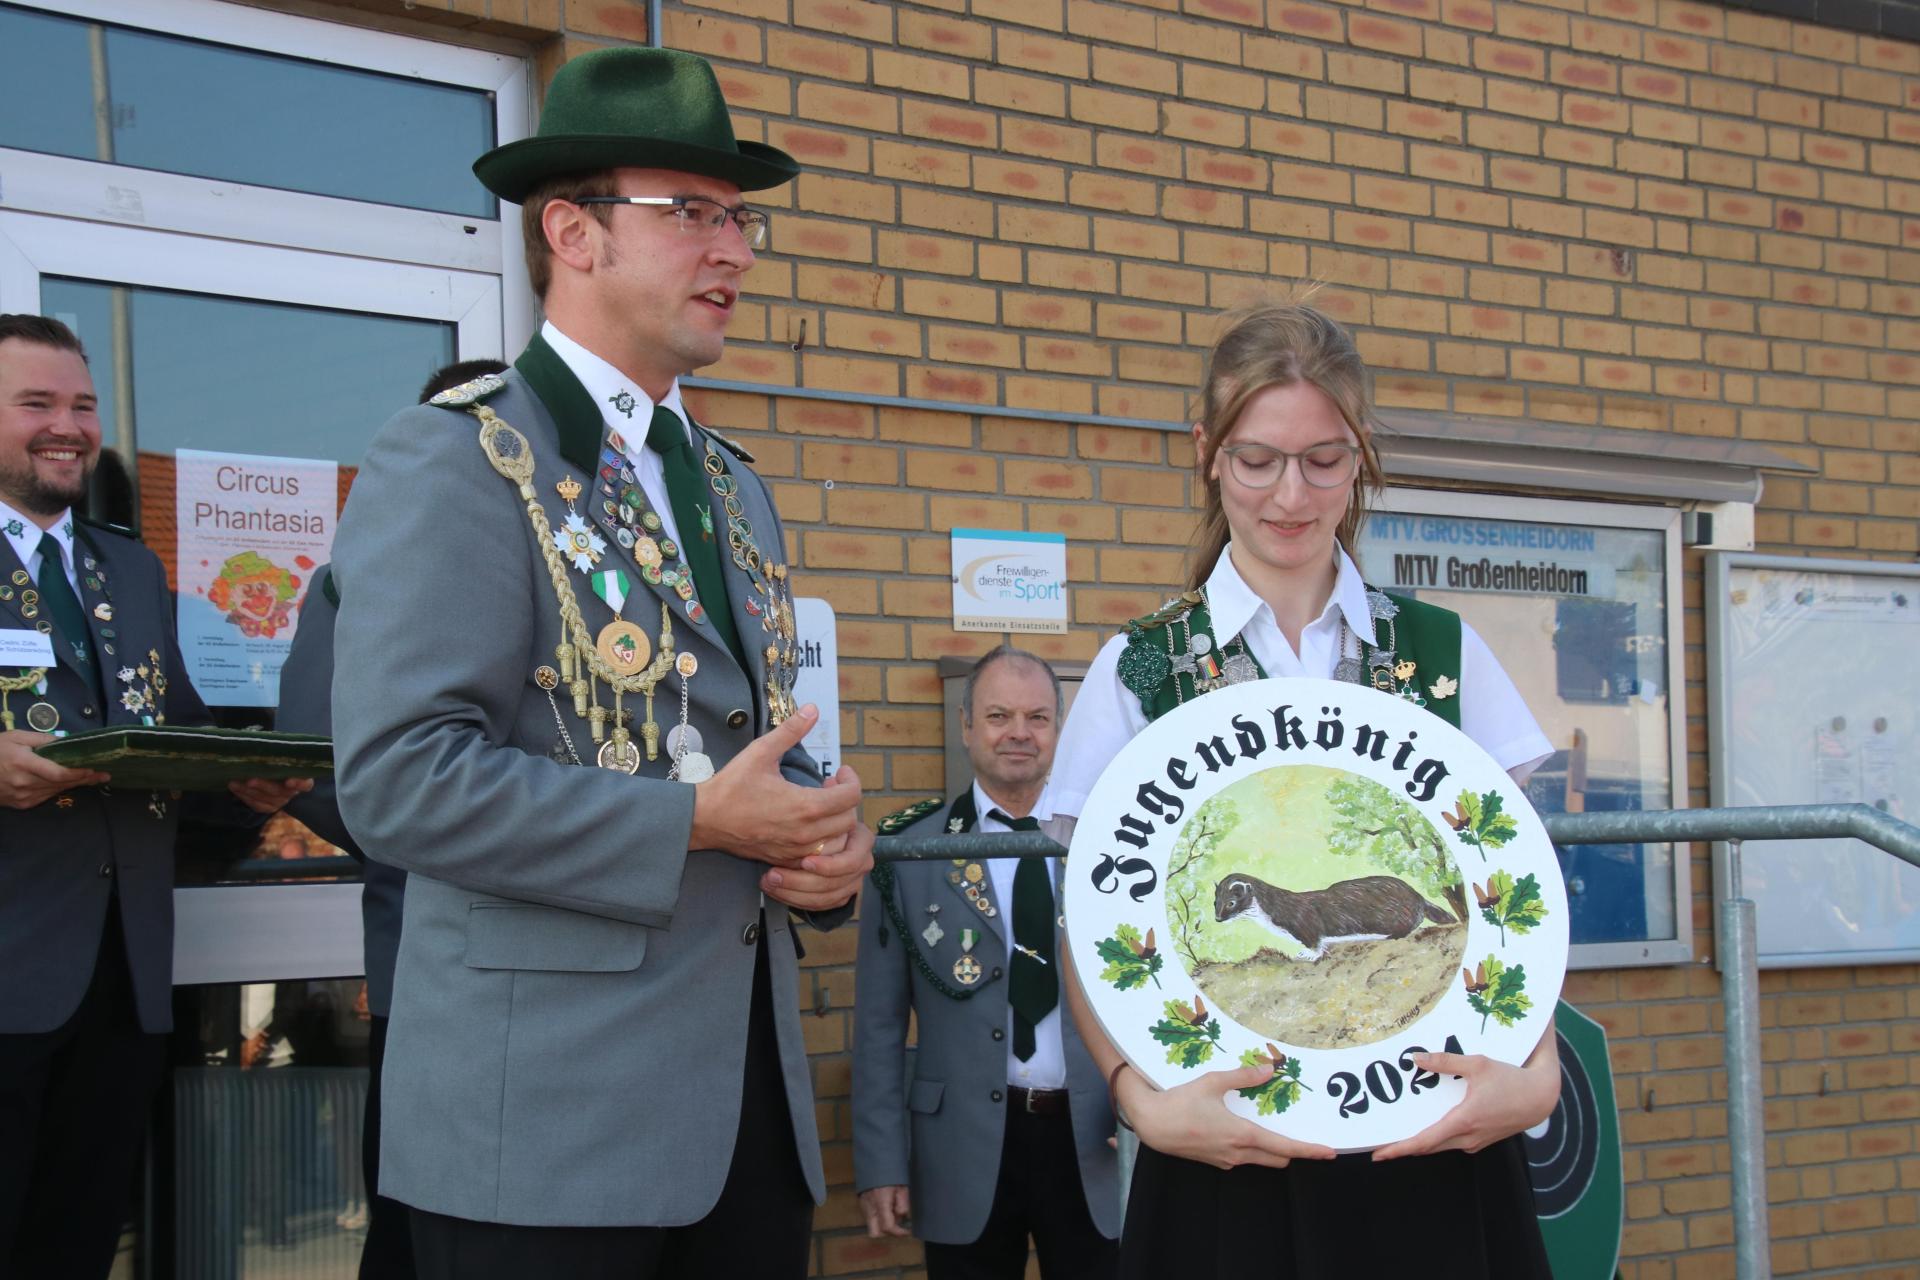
top-left (1066, 678), bottom-right (1569, 1151)
top-left (1527, 1001), bottom-right (1623, 1280)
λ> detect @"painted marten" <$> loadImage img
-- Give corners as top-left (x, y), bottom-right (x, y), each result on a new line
top-left (1213, 873), bottom-right (1457, 962)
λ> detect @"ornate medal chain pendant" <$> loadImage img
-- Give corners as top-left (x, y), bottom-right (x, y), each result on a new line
top-left (534, 664), bottom-right (582, 765)
top-left (953, 926), bottom-right (983, 986)
top-left (1220, 637), bottom-right (1259, 685)
top-left (1333, 618), bottom-right (1365, 685)
top-left (666, 652), bottom-right (714, 783)
top-left (1168, 614), bottom-right (1191, 705)
top-left (552, 475), bottom-right (607, 573)
top-left (0, 666), bottom-right (50, 732)
top-left (1363, 590), bottom-right (1402, 694)
top-left (589, 565), bottom-right (652, 692)
top-left (759, 562), bottom-right (800, 726)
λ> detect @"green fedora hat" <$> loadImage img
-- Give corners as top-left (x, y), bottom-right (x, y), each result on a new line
top-left (474, 47), bottom-right (799, 203)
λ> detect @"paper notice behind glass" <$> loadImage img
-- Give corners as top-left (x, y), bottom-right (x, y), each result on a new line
top-left (174, 449), bottom-right (337, 707)
top-left (1719, 563), bottom-right (1920, 965)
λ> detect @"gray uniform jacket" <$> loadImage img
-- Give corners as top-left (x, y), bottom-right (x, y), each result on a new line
top-left (330, 351), bottom-right (846, 1228)
top-left (277, 566), bottom-right (407, 1016)
top-left (851, 795), bottom-right (1120, 1245)
top-left (0, 520), bottom-right (256, 1034)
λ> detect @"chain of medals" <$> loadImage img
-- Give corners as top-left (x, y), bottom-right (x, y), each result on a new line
top-left (706, 441), bottom-right (800, 725)
top-left (473, 406), bottom-right (680, 775)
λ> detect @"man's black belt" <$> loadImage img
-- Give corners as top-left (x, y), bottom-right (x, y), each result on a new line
top-left (1007, 1086), bottom-right (1069, 1115)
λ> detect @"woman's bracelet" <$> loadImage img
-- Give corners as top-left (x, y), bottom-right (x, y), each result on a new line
top-left (1107, 1061), bottom-right (1136, 1132)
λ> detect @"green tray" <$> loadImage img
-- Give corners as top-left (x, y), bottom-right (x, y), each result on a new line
top-left (35, 725), bottom-right (333, 791)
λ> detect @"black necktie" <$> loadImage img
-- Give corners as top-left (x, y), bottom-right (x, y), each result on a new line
top-left (644, 406), bottom-right (744, 671)
top-left (993, 810), bottom-right (1058, 1061)
top-left (36, 532), bottom-right (99, 698)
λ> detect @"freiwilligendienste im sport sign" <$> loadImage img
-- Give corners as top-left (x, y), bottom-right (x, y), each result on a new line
top-left (1066, 678), bottom-right (1568, 1151)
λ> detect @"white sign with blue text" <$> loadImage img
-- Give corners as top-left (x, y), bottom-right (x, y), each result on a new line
top-left (950, 528), bottom-right (1068, 635)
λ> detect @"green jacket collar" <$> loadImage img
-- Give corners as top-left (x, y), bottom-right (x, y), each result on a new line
top-left (945, 789), bottom-right (979, 834)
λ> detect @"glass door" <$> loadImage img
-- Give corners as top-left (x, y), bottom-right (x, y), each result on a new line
top-left (0, 209), bottom-right (501, 1278)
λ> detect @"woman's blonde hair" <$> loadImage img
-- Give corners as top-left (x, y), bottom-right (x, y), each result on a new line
top-left (1186, 296), bottom-right (1385, 591)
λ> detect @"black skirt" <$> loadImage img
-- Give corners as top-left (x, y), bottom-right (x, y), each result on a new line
top-left (1117, 1136), bottom-right (1554, 1280)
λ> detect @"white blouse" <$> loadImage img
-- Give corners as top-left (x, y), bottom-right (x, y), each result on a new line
top-left (1050, 544), bottom-right (1554, 820)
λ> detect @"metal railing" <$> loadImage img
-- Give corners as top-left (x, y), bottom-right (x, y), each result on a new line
top-left (873, 802), bottom-right (1920, 1280)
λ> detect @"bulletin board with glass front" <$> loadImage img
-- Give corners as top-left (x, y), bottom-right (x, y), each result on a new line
top-left (1706, 553), bottom-right (1920, 968)
top-left (1356, 490), bottom-right (1689, 969)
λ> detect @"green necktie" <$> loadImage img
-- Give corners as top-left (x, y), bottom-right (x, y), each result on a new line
top-left (645, 406), bottom-right (745, 672)
top-left (36, 531), bottom-right (100, 698)
top-left (995, 811), bottom-right (1059, 1061)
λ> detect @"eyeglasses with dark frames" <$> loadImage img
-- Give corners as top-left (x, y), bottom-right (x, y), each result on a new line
top-left (1215, 442), bottom-right (1361, 490)
top-left (573, 195), bottom-right (771, 250)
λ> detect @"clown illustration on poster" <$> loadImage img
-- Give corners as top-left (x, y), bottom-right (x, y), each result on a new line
top-left (1065, 675), bottom-right (1569, 1152)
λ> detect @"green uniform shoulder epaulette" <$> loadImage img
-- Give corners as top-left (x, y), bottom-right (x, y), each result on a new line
top-left (427, 372), bottom-right (508, 409)
top-left (75, 514), bottom-right (140, 542)
top-left (876, 797), bottom-right (942, 835)
top-left (1122, 589), bottom-right (1204, 639)
top-left (701, 425), bottom-right (756, 464)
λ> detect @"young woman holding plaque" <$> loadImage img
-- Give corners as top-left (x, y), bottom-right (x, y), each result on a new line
top-left (1052, 298), bottom-right (1559, 1279)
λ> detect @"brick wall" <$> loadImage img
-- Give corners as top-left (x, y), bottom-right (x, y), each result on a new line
top-left (288, 0), bottom-right (1920, 1274)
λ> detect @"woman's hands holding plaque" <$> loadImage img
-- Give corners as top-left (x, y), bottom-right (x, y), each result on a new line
top-left (1115, 1060), bottom-right (1338, 1171)
top-left (1370, 1029), bottom-right (1560, 1160)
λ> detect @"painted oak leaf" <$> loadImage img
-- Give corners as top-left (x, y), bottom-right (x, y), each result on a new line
top-left (1236, 1043), bottom-right (1312, 1116)
top-left (1095, 923), bottom-right (1164, 991)
top-left (1449, 789), bottom-right (1519, 858)
top-left (1149, 994), bottom-right (1221, 1068)
top-left (1476, 870), bottom-right (1547, 945)
top-left (1464, 954), bottom-right (1531, 1032)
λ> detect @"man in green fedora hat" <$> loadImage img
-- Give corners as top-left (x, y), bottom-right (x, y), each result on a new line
top-left (329, 46), bottom-right (873, 1277)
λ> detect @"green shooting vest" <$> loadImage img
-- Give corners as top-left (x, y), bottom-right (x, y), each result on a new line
top-left (1116, 581), bottom-right (1464, 729)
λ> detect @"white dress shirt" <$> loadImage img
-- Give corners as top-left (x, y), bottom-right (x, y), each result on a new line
top-left (976, 779), bottom-right (1070, 1090)
top-left (0, 497), bottom-right (79, 598)
top-left (1050, 545), bottom-right (1554, 820)
top-left (541, 321), bottom-right (694, 550)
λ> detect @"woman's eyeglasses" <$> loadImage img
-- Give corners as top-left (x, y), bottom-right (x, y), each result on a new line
top-left (1215, 442), bottom-right (1361, 490)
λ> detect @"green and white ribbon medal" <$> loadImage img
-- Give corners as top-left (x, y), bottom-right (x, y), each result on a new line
top-left (590, 568), bottom-right (630, 615)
